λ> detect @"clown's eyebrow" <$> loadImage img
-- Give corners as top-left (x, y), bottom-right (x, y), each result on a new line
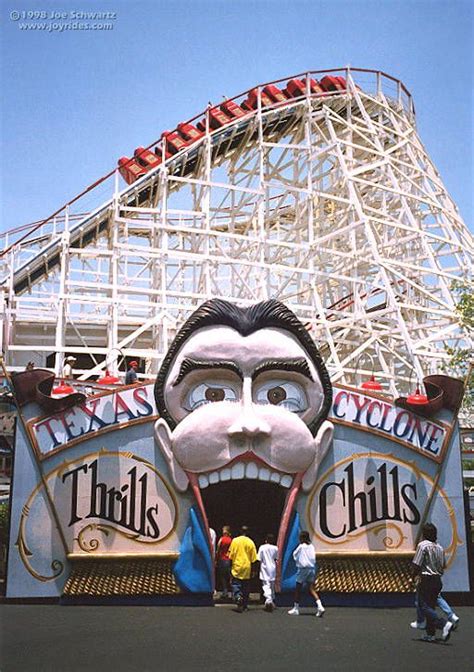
top-left (172, 358), bottom-right (243, 386)
top-left (251, 358), bottom-right (314, 382)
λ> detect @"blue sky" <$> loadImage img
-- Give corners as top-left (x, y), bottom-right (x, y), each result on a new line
top-left (1, 0), bottom-right (472, 234)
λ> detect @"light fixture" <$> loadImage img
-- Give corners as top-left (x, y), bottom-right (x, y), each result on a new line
top-left (355, 353), bottom-right (383, 393)
top-left (52, 380), bottom-right (75, 396)
top-left (406, 386), bottom-right (429, 405)
top-left (360, 375), bottom-right (383, 392)
top-left (97, 348), bottom-right (124, 385)
top-left (97, 369), bottom-right (121, 385)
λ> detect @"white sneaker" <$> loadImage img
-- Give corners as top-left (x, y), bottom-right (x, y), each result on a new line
top-left (449, 614), bottom-right (459, 629)
top-left (441, 621), bottom-right (453, 642)
top-left (316, 607), bottom-right (325, 617)
top-left (288, 607), bottom-right (300, 615)
top-left (410, 620), bottom-right (426, 629)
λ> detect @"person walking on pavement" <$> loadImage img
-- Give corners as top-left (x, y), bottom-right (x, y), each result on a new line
top-left (229, 525), bottom-right (257, 612)
top-left (412, 522), bottom-right (454, 643)
top-left (410, 591), bottom-right (459, 631)
top-left (257, 533), bottom-right (278, 612)
top-left (288, 530), bottom-right (325, 617)
top-left (216, 525), bottom-right (233, 599)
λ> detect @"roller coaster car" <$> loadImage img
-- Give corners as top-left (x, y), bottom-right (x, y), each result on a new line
top-left (285, 78), bottom-right (306, 97)
top-left (309, 78), bottom-right (326, 94)
top-left (262, 84), bottom-right (289, 103)
top-left (242, 87), bottom-right (273, 110)
top-left (153, 146), bottom-right (173, 162)
top-left (220, 100), bottom-right (246, 119)
top-left (134, 146), bottom-right (162, 169)
top-left (285, 77), bottom-right (324, 97)
top-left (161, 130), bottom-right (190, 154)
top-left (177, 122), bottom-right (205, 142)
top-left (196, 106), bottom-right (234, 132)
top-left (209, 106), bottom-right (232, 129)
top-left (118, 157), bottom-right (147, 184)
top-left (320, 75), bottom-right (346, 92)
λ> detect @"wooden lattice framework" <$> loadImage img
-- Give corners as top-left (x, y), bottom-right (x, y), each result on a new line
top-left (1, 68), bottom-right (472, 396)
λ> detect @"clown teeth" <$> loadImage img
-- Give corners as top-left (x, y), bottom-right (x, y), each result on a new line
top-left (197, 463), bottom-right (292, 489)
top-left (209, 472), bottom-right (219, 485)
top-left (245, 462), bottom-right (258, 479)
top-left (280, 474), bottom-right (293, 488)
top-left (198, 474), bottom-right (209, 488)
top-left (259, 468), bottom-right (270, 481)
top-left (231, 462), bottom-right (245, 479)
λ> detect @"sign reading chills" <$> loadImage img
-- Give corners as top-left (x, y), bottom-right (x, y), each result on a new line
top-left (307, 453), bottom-right (431, 552)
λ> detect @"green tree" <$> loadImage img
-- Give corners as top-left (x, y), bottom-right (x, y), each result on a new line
top-left (444, 281), bottom-right (473, 411)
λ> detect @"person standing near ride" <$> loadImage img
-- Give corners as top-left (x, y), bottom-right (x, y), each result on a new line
top-left (125, 360), bottom-right (138, 385)
top-left (63, 356), bottom-right (76, 378)
top-left (216, 525), bottom-right (232, 599)
top-left (229, 526), bottom-right (257, 612)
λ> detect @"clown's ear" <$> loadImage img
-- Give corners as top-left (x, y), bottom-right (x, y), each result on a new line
top-left (315, 420), bottom-right (333, 463)
top-left (302, 420), bottom-right (334, 492)
top-left (154, 418), bottom-right (189, 492)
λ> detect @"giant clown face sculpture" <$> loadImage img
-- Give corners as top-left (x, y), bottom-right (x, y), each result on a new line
top-left (154, 299), bottom-right (333, 551)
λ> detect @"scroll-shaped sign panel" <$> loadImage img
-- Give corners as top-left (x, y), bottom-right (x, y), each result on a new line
top-left (56, 452), bottom-right (177, 553)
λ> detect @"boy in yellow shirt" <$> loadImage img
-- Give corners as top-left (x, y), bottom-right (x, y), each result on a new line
top-left (229, 526), bottom-right (258, 612)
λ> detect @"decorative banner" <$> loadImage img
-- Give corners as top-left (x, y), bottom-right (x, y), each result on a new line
top-left (28, 384), bottom-right (450, 463)
top-left (30, 386), bottom-right (157, 458)
top-left (329, 388), bottom-right (449, 462)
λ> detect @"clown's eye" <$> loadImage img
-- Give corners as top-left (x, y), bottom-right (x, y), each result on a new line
top-left (255, 380), bottom-right (307, 412)
top-left (185, 382), bottom-right (238, 410)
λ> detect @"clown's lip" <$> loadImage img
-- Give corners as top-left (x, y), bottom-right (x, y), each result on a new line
top-left (192, 452), bottom-right (295, 490)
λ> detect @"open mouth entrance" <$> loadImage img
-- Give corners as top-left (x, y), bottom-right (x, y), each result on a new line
top-left (200, 479), bottom-right (287, 550)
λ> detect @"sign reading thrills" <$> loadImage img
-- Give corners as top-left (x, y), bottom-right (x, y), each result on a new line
top-left (17, 451), bottom-right (178, 576)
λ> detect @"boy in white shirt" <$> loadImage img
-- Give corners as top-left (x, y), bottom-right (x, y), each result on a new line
top-left (288, 530), bottom-right (325, 617)
top-left (257, 533), bottom-right (278, 612)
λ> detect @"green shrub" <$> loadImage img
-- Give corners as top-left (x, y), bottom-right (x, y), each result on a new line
top-left (0, 502), bottom-right (9, 542)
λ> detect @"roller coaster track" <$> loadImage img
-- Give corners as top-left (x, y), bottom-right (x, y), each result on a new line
top-left (1, 68), bottom-right (413, 296)
top-left (2, 67), bottom-right (471, 393)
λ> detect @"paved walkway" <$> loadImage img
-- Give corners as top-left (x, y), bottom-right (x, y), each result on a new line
top-left (0, 604), bottom-right (472, 671)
